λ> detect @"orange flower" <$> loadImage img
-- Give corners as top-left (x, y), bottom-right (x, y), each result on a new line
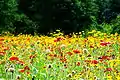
top-left (73, 49), bottom-right (80, 54)
top-left (91, 60), bottom-right (98, 64)
top-left (0, 38), bottom-right (4, 41)
top-left (76, 62), bottom-right (80, 66)
top-left (9, 56), bottom-right (19, 61)
top-left (66, 52), bottom-right (73, 56)
top-left (48, 54), bottom-right (55, 57)
top-left (19, 69), bottom-right (25, 73)
top-left (99, 56), bottom-right (111, 61)
top-left (0, 41), bottom-right (3, 44)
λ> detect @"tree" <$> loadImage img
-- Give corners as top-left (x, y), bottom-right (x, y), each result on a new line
top-left (0, 0), bottom-right (18, 32)
top-left (0, 0), bottom-right (37, 34)
top-left (18, 0), bottom-right (100, 34)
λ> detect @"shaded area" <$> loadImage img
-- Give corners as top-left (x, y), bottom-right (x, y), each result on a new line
top-left (0, 0), bottom-right (120, 35)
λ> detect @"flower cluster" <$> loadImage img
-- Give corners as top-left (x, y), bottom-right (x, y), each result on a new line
top-left (0, 30), bottom-right (120, 80)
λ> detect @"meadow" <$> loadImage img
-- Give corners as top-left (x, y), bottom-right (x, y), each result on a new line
top-left (0, 30), bottom-right (120, 80)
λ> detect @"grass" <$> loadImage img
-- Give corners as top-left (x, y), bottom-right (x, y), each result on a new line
top-left (0, 30), bottom-right (120, 80)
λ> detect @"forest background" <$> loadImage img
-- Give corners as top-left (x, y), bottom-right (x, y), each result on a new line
top-left (0, 0), bottom-right (120, 35)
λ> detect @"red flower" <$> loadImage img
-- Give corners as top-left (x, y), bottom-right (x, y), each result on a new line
top-left (100, 41), bottom-right (111, 46)
top-left (54, 39), bottom-right (57, 42)
top-left (73, 49), bottom-right (80, 54)
top-left (84, 39), bottom-right (88, 42)
top-left (101, 56), bottom-right (111, 60)
top-left (104, 68), bottom-right (112, 72)
top-left (76, 62), bottom-right (80, 66)
top-left (0, 52), bottom-right (6, 56)
top-left (66, 52), bottom-right (73, 56)
top-left (91, 60), bottom-right (98, 64)
top-left (24, 66), bottom-right (30, 70)
top-left (26, 71), bottom-right (30, 75)
top-left (54, 37), bottom-right (65, 42)
top-left (19, 66), bottom-right (30, 73)
top-left (9, 56), bottom-right (19, 61)
top-left (90, 45), bottom-right (94, 48)
top-left (19, 69), bottom-right (25, 73)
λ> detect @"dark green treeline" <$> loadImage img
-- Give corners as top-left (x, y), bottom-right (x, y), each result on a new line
top-left (0, 0), bottom-right (120, 35)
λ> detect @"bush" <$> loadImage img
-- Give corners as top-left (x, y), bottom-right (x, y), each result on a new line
top-left (110, 15), bottom-right (120, 34)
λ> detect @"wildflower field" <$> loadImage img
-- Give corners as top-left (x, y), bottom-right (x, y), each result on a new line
top-left (0, 30), bottom-right (120, 80)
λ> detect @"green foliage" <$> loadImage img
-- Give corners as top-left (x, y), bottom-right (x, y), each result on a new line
top-left (0, 0), bottom-right (120, 34)
top-left (18, 0), bottom-right (117, 34)
top-left (110, 15), bottom-right (120, 34)
top-left (0, 0), bottom-right (38, 34)
top-left (98, 23), bottom-right (114, 34)
top-left (0, 0), bottom-right (18, 32)
top-left (87, 15), bottom-right (120, 34)
top-left (18, 0), bottom-right (100, 33)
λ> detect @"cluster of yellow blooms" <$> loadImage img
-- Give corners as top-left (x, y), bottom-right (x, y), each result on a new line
top-left (0, 30), bottom-right (120, 80)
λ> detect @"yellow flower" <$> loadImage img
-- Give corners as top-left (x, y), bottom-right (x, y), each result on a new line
top-left (71, 72), bottom-right (82, 79)
top-left (115, 33), bottom-right (118, 36)
top-left (78, 55), bottom-right (85, 60)
top-left (116, 76), bottom-right (120, 80)
top-left (106, 75), bottom-right (112, 80)
top-left (92, 30), bottom-right (96, 33)
top-left (109, 60), bottom-right (120, 68)
top-left (89, 78), bottom-right (93, 80)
